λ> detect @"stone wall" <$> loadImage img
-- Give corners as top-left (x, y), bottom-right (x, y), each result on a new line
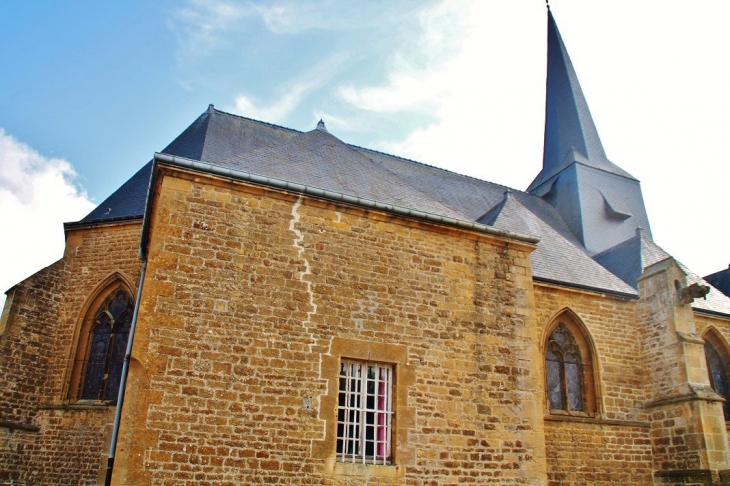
top-left (532, 284), bottom-right (655, 484)
top-left (543, 419), bottom-right (653, 485)
top-left (0, 220), bottom-right (143, 485)
top-left (113, 168), bottom-right (548, 484)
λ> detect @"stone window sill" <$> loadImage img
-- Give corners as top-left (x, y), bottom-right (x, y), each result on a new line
top-left (40, 401), bottom-right (115, 411)
top-left (545, 413), bottom-right (648, 428)
top-left (334, 462), bottom-right (400, 478)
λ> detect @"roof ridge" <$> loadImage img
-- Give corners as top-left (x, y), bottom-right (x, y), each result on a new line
top-left (350, 144), bottom-right (523, 195)
top-left (215, 126), bottom-right (339, 167)
top-left (592, 231), bottom-right (639, 260)
top-left (211, 106), bottom-right (303, 135)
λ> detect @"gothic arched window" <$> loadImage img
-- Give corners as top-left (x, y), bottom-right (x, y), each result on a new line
top-left (545, 319), bottom-right (595, 415)
top-left (79, 288), bottom-right (133, 401)
top-left (704, 333), bottom-right (730, 421)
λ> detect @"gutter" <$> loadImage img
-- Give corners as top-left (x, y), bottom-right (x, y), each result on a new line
top-left (533, 276), bottom-right (638, 300)
top-left (105, 159), bottom-right (156, 485)
top-left (141, 153), bottom-right (539, 259)
top-left (64, 215), bottom-right (143, 230)
top-left (692, 307), bottom-right (730, 320)
top-left (105, 259), bottom-right (147, 486)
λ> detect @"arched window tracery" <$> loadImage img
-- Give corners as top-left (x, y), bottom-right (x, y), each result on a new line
top-left (78, 288), bottom-right (133, 401)
top-left (544, 316), bottom-right (596, 416)
top-left (704, 332), bottom-right (730, 421)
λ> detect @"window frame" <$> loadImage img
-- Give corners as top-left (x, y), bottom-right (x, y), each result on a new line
top-left (703, 329), bottom-right (730, 422)
top-left (68, 282), bottom-right (135, 403)
top-left (313, 337), bottom-right (415, 478)
top-left (543, 313), bottom-right (597, 417)
top-left (336, 359), bottom-right (394, 465)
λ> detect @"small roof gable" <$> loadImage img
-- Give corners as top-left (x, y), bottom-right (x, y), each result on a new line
top-left (528, 11), bottom-right (635, 192)
top-left (594, 230), bottom-right (730, 316)
top-left (80, 161), bottom-right (152, 223)
top-left (479, 192), bottom-right (637, 296)
top-left (705, 266), bottom-right (730, 298)
top-left (593, 228), bottom-right (669, 289)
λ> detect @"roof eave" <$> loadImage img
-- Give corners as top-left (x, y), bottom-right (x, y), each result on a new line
top-left (139, 152), bottom-right (541, 259)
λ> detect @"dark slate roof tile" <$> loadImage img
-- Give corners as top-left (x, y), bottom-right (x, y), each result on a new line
top-left (226, 128), bottom-right (467, 220)
top-left (705, 267), bottom-right (730, 298)
top-left (479, 193), bottom-right (637, 295)
top-left (80, 161), bottom-right (152, 223)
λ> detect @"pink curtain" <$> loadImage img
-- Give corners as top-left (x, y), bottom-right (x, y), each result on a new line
top-left (376, 367), bottom-right (387, 457)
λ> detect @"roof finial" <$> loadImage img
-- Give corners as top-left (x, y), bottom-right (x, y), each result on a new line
top-left (546, 0), bottom-right (550, 10)
top-left (316, 119), bottom-right (328, 132)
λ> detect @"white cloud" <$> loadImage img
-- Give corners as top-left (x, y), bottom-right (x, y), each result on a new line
top-left (227, 53), bottom-right (348, 123)
top-left (229, 79), bottom-right (321, 123)
top-left (0, 130), bottom-right (95, 310)
top-left (169, 0), bottom-right (255, 61)
top-left (339, 2), bottom-right (545, 186)
top-left (169, 0), bottom-right (386, 62)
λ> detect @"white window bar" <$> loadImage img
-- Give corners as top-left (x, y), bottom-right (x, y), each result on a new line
top-left (336, 360), bottom-right (393, 465)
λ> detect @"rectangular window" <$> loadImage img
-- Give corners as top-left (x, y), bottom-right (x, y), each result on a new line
top-left (337, 360), bottom-right (393, 465)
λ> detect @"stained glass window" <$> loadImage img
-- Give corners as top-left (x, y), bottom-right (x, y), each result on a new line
top-left (545, 323), bottom-right (585, 413)
top-left (705, 339), bottom-right (730, 421)
top-left (80, 288), bottom-right (133, 401)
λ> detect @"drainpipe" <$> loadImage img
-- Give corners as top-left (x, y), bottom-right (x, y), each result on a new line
top-left (105, 258), bottom-right (147, 486)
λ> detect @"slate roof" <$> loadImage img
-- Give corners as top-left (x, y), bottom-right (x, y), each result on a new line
top-left (593, 228), bottom-right (666, 290)
top-left (593, 229), bottom-right (730, 315)
top-left (705, 267), bottom-right (730, 298)
top-left (683, 264), bottom-right (730, 317)
top-left (479, 192), bottom-right (636, 295)
top-left (80, 162), bottom-right (152, 223)
top-left (528, 11), bottom-right (635, 192)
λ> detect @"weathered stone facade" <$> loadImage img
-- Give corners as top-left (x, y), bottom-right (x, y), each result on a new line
top-left (113, 169), bottom-right (547, 484)
top-left (0, 221), bottom-right (143, 485)
top-left (3, 9), bottom-right (730, 484)
top-left (3, 161), bottom-right (729, 484)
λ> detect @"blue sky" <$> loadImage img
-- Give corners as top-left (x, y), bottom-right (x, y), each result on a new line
top-left (1, 1), bottom-right (729, 308)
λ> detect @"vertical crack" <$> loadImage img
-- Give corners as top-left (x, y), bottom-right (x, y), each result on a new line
top-left (289, 197), bottom-right (317, 349)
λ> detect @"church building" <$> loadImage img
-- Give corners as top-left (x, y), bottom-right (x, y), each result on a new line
top-left (2, 10), bottom-right (730, 485)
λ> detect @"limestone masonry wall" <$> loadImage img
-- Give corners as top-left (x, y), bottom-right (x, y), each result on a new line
top-left (0, 220), bottom-right (143, 485)
top-left (114, 170), bottom-right (547, 485)
top-left (533, 285), bottom-right (655, 484)
top-left (3, 163), bottom-right (730, 485)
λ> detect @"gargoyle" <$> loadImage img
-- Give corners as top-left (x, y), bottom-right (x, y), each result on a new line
top-left (676, 282), bottom-right (710, 306)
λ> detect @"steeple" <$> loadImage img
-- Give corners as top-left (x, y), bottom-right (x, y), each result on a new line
top-left (528, 10), bottom-right (634, 192)
top-left (526, 9), bottom-right (652, 255)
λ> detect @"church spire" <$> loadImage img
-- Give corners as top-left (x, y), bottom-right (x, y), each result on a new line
top-left (525, 9), bottom-right (651, 255)
top-left (528, 10), bottom-right (634, 192)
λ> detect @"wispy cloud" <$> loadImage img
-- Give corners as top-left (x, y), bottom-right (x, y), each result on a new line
top-left (229, 80), bottom-right (321, 122)
top-left (168, 0), bottom-right (255, 61)
top-left (226, 53), bottom-right (348, 123)
top-left (0, 130), bottom-right (95, 309)
top-left (336, 2), bottom-right (545, 184)
top-left (169, 0), bottom-right (395, 63)
top-left (336, 1), bottom-right (470, 113)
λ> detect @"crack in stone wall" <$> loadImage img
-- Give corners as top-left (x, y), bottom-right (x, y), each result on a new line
top-left (289, 197), bottom-right (318, 351)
